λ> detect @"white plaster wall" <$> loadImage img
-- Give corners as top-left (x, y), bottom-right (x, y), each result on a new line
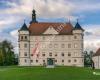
top-left (93, 56), bottom-right (100, 69)
top-left (19, 29), bottom-right (84, 67)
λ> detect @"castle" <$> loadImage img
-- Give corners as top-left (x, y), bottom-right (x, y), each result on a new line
top-left (18, 9), bottom-right (84, 67)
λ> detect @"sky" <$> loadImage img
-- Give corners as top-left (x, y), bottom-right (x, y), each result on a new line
top-left (0, 0), bottom-right (100, 53)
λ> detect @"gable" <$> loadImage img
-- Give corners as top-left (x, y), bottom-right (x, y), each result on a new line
top-left (43, 26), bottom-right (59, 34)
top-left (93, 48), bottom-right (100, 56)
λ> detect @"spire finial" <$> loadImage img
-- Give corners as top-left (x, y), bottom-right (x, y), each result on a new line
top-left (30, 9), bottom-right (37, 24)
top-left (24, 19), bottom-right (25, 23)
top-left (77, 18), bottom-right (79, 23)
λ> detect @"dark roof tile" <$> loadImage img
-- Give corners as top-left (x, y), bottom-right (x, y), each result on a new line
top-left (19, 23), bottom-right (29, 31)
top-left (74, 22), bottom-right (84, 31)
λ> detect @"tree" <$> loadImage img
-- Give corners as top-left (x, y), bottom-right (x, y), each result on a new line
top-left (0, 49), bottom-right (4, 65)
top-left (0, 40), bottom-right (18, 66)
top-left (84, 50), bottom-right (94, 67)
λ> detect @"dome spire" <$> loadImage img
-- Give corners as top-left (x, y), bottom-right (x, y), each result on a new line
top-left (19, 20), bottom-right (29, 31)
top-left (30, 9), bottom-right (38, 24)
top-left (74, 19), bottom-right (84, 31)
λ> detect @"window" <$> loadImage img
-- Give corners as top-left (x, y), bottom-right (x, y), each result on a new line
top-left (43, 60), bottom-right (45, 62)
top-left (42, 54), bottom-right (45, 57)
top-left (25, 59), bottom-right (27, 63)
top-left (31, 54), bottom-right (33, 56)
top-left (62, 36), bottom-right (65, 40)
top-left (74, 59), bottom-right (77, 62)
top-left (36, 60), bottom-right (38, 63)
top-left (68, 60), bottom-right (71, 63)
top-left (24, 52), bottom-right (27, 56)
top-left (61, 53), bottom-right (64, 56)
top-left (49, 44), bottom-right (52, 48)
top-left (37, 54), bottom-right (39, 57)
top-left (25, 36), bottom-right (27, 40)
top-left (55, 60), bottom-right (57, 62)
top-left (49, 52), bottom-right (52, 56)
top-left (68, 43), bottom-right (71, 48)
top-left (62, 60), bottom-right (64, 62)
top-left (21, 36), bottom-right (23, 40)
top-left (31, 60), bottom-right (33, 63)
top-left (55, 54), bottom-right (57, 56)
top-left (74, 36), bottom-right (77, 39)
top-left (61, 44), bottom-right (65, 48)
top-left (74, 43), bottom-right (78, 48)
top-left (24, 43), bottom-right (27, 48)
top-left (68, 52), bottom-right (71, 57)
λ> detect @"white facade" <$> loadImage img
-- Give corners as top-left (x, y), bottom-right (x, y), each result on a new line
top-left (93, 56), bottom-right (100, 69)
top-left (18, 26), bottom-right (84, 67)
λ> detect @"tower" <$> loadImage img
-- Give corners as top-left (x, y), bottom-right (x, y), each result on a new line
top-left (18, 22), bottom-right (30, 66)
top-left (73, 21), bottom-right (84, 66)
top-left (30, 9), bottom-right (38, 24)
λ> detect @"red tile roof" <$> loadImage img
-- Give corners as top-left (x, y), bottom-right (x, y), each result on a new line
top-left (28, 22), bottom-right (73, 35)
top-left (93, 48), bottom-right (100, 56)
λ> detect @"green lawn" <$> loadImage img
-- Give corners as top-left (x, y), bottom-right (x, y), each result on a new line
top-left (0, 66), bottom-right (100, 80)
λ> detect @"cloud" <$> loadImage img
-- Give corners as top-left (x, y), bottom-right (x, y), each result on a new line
top-left (0, 0), bottom-right (100, 53)
top-left (1, 0), bottom-right (100, 21)
top-left (10, 29), bottom-right (18, 54)
top-left (10, 29), bottom-right (18, 39)
top-left (84, 24), bottom-right (100, 51)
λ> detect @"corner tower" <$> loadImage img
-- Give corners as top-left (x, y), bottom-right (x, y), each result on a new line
top-left (18, 22), bottom-right (30, 66)
top-left (73, 21), bottom-right (84, 67)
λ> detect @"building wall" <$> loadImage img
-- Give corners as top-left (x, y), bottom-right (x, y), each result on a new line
top-left (19, 30), bottom-right (84, 67)
top-left (93, 56), bottom-right (100, 69)
top-left (19, 31), bottom-right (30, 66)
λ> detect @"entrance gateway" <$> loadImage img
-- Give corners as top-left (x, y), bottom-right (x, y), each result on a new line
top-left (46, 58), bottom-right (55, 68)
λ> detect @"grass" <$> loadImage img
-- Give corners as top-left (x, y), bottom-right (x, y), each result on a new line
top-left (0, 66), bottom-right (100, 80)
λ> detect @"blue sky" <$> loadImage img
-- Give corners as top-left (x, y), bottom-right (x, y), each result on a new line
top-left (0, 0), bottom-right (100, 53)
